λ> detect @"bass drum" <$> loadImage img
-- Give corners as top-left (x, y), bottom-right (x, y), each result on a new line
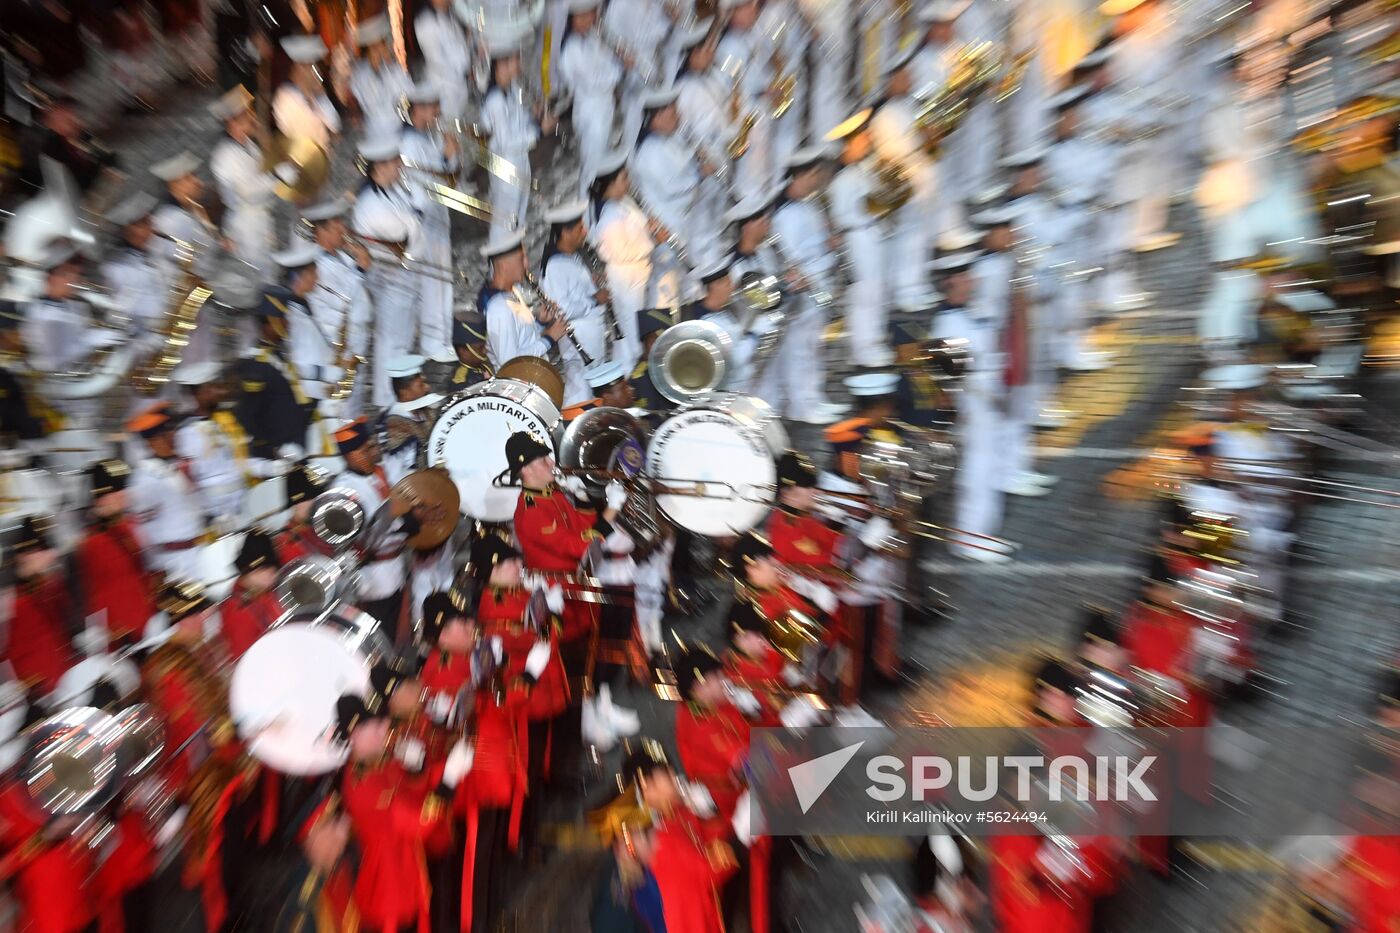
top-left (645, 405), bottom-right (776, 537)
top-left (228, 606), bottom-right (390, 776)
top-left (427, 379), bottom-right (561, 523)
top-left (713, 392), bottom-right (788, 456)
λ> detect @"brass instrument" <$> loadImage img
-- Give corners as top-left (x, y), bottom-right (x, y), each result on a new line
top-left (558, 407), bottom-right (661, 548)
top-left (734, 272), bottom-right (787, 383)
top-left (865, 158), bottom-right (914, 220)
top-left (346, 232), bottom-right (464, 285)
top-left (576, 241), bottom-right (625, 344)
top-left (265, 136), bottom-right (332, 203)
top-left (132, 236), bottom-right (214, 395)
top-left (647, 318), bottom-right (734, 402)
top-left (994, 48), bottom-right (1034, 103)
top-left (628, 185), bottom-right (695, 270)
top-left (519, 268), bottom-right (596, 366)
top-left (913, 41), bottom-right (1003, 152)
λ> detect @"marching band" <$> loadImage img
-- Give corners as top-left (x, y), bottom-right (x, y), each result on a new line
top-left (0, 0), bottom-right (1398, 928)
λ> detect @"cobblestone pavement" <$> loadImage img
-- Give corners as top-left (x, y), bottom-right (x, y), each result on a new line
top-left (71, 68), bottom-right (1400, 933)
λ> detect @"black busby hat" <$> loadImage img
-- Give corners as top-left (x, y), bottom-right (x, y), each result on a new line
top-left (421, 590), bottom-right (468, 645)
top-left (88, 459), bottom-right (132, 497)
top-left (913, 833), bottom-right (968, 896)
top-left (504, 431), bottom-right (552, 481)
top-left (334, 692), bottom-right (387, 742)
top-left (727, 598), bottom-right (767, 644)
top-left (620, 737), bottom-right (672, 785)
top-left (12, 515), bottom-right (54, 555)
top-left (285, 461), bottom-right (329, 507)
top-left (674, 645), bottom-right (724, 700)
top-left (235, 530), bottom-right (282, 574)
top-left (159, 579), bottom-right (213, 622)
top-left (1078, 604), bottom-right (1120, 647)
top-left (727, 532), bottom-right (775, 576)
top-left (1031, 655), bottom-right (1079, 696)
top-left (776, 450), bottom-right (818, 489)
top-left (469, 535), bottom-right (521, 583)
top-left (366, 660), bottom-right (409, 714)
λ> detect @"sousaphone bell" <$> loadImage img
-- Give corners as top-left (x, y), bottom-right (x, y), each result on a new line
top-left (648, 319), bottom-right (734, 404)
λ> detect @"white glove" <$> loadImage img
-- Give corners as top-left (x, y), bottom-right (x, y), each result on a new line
top-left (396, 736), bottom-right (426, 771)
top-left (605, 479), bottom-right (628, 512)
top-left (274, 161), bottom-right (300, 185)
top-left (442, 739), bottom-right (475, 788)
top-left (277, 443), bottom-right (305, 460)
top-left (858, 516), bottom-right (894, 550)
top-left (817, 501), bottom-right (848, 523)
top-left (559, 474), bottom-right (588, 499)
top-left (781, 663), bottom-right (807, 687)
top-left (681, 779), bottom-right (716, 818)
top-left (807, 580), bottom-right (838, 615)
top-left (156, 805), bottom-right (189, 849)
top-left (729, 686), bottom-right (761, 716)
top-left (425, 692), bottom-right (453, 725)
top-left (524, 640), bottom-right (552, 678)
top-left (544, 584), bottom-right (565, 614)
top-left (604, 529), bottom-right (635, 554)
top-left (780, 695), bottom-right (825, 729)
top-left (732, 790), bottom-right (766, 845)
top-left (489, 635), bottom-right (504, 664)
top-left (1192, 625), bottom-right (1233, 661)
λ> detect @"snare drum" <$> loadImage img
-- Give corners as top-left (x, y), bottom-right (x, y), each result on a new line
top-left (229, 607), bottom-right (390, 775)
top-left (427, 379), bottom-right (562, 522)
top-left (646, 405), bottom-right (776, 537)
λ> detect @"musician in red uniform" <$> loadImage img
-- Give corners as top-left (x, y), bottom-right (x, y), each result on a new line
top-left (276, 461), bottom-right (330, 562)
top-left (506, 431), bottom-right (627, 780)
top-left (724, 600), bottom-right (792, 694)
top-left (220, 530), bottom-right (284, 660)
top-left (0, 777), bottom-right (102, 933)
top-left (1337, 673), bottom-right (1400, 932)
top-left (766, 451), bottom-right (843, 572)
top-left (727, 531), bottom-right (836, 695)
top-left (76, 459), bottom-right (157, 649)
top-left (334, 688), bottom-right (475, 933)
top-left (4, 516), bottom-right (73, 696)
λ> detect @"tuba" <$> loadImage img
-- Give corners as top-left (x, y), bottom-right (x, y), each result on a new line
top-left (913, 41), bottom-right (1003, 152)
top-left (648, 319), bottom-right (734, 403)
top-left (734, 272), bottom-right (787, 383)
top-left (865, 158), bottom-right (914, 219)
top-left (558, 406), bottom-right (661, 547)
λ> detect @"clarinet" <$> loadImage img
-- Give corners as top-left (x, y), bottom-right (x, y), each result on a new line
top-left (521, 268), bottom-right (595, 367)
top-left (576, 241), bottom-right (625, 343)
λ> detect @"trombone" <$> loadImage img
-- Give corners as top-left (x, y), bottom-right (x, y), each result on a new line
top-left (812, 489), bottom-right (1017, 556)
top-left (344, 231), bottom-right (466, 285)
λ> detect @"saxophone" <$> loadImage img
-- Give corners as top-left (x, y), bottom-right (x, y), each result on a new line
top-left (132, 238), bottom-right (214, 395)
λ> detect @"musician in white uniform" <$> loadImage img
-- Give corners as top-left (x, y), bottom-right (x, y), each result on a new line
top-left (22, 247), bottom-right (117, 378)
top-left (870, 47), bottom-right (942, 313)
top-left (726, 187), bottom-right (785, 399)
top-left (557, 0), bottom-right (624, 196)
top-left (541, 198), bottom-right (611, 405)
top-left (126, 402), bottom-right (205, 581)
top-left (713, 0), bottom-right (776, 191)
top-left (688, 254), bottom-right (758, 392)
top-left (379, 355), bottom-right (443, 485)
top-left (630, 84), bottom-right (718, 287)
top-left (330, 418), bottom-right (409, 634)
top-left (351, 135), bottom-right (427, 408)
top-left (938, 1), bottom-right (998, 216)
top-left (675, 19), bottom-right (743, 188)
top-left (480, 228), bottom-right (568, 368)
top-left (273, 36), bottom-right (342, 150)
top-left (350, 16), bottom-right (413, 140)
top-left (479, 19), bottom-right (551, 234)
top-left (827, 108), bottom-right (892, 367)
top-left (274, 240), bottom-right (340, 407)
top-left (754, 0), bottom-right (810, 178)
top-left (101, 192), bottom-right (168, 356)
top-left (805, 0), bottom-right (853, 143)
top-left (771, 146), bottom-right (847, 424)
top-left (414, 0), bottom-right (474, 123)
top-left (602, 0), bottom-right (668, 145)
top-left (149, 150), bottom-right (227, 367)
top-left (1041, 84), bottom-right (1113, 370)
top-left (208, 86), bottom-right (281, 278)
top-left (589, 148), bottom-right (660, 369)
top-left (172, 361), bottom-right (274, 532)
top-left (301, 199), bottom-right (373, 416)
top-left (929, 250), bottom-right (1011, 563)
top-left (399, 81), bottom-right (460, 365)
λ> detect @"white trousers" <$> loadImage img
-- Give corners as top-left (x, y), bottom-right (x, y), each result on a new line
top-left (952, 385), bottom-right (1006, 551)
top-left (606, 261), bottom-right (648, 371)
top-left (773, 300), bottom-right (829, 419)
top-left (370, 269), bottom-right (420, 408)
top-left (488, 150), bottom-right (532, 236)
top-left (843, 228), bottom-right (887, 366)
top-left (416, 209), bottom-right (455, 362)
top-left (573, 93), bottom-right (616, 195)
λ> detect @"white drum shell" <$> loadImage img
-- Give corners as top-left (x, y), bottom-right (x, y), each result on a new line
top-left (646, 407), bottom-right (775, 536)
top-left (244, 475), bottom-right (290, 533)
top-left (229, 611), bottom-right (388, 775)
top-left (427, 379), bottom-right (561, 523)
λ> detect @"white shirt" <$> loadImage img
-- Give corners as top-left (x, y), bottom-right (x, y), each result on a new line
top-left (590, 199), bottom-right (654, 272)
top-left (827, 161), bottom-right (880, 232)
top-left (415, 6), bottom-right (472, 80)
top-left (479, 84), bottom-right (539, 156)
top-left (771, 198), bottom-right (837, 293)
top-left (349, 61), bottom-right (413, 140)
top-left (100, 245), bottom-right (168, 347)
top-left (557, 31), bottom-right (623, 101)
top-left (601, 0), bottom-right (667, 83)
top-left (272, 84), bottom-right (342, 147)
top-left (676, 69), bottom-right (737, 166)
top-left (174, 415), bottom-right (249, 525)
top-left (483, 289), bottom-right (552, 367)
top-left (352, 181), bottom-right (427, 257)
top-left (128, 454), bottom-right (205, 547)
top-left (332, 466), bottom-right (408, 599)
top-left (21, 298), bottom-right (98, 373)
top-left (631, 134), bottom-right (703, 254)
top-left (541, 251), bottom-right (609, 404)
top-left (209, 136), bottom-right (278, 217)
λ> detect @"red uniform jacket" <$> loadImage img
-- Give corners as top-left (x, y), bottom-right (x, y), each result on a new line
top-left (650, 808), bottom-right (738, 933)
top-left (475, 584), bottom-right (568, 720)
top-left (513, 484), bottom-right (604, 642)
top-left (77, 516), bottom-right (156, 644)
top-left (140, 638), bottom-right (228, 788)
top-left (1349, 835), bottom-right (1400, 932)
top-left (6, 574), bottom-right (73, 693)
top-left (988, 834), bottom-right (1114, 933)
top-left (219, 584), bottom-right (282, 661)
top-left (725, 643), bottom-right (787, 692)
top-left (676, 700), bottom-right (756, 819)
top-left (0, 782), bottom-right (100, 933)
top-left (275, 522), bottom-right (320, 564)
top-left (341, 758), bottom-right (450, 933)
top-left (767, 508), bottom-right (842, 571)
top-left (1121, 600), bottom-right (1211, 729)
